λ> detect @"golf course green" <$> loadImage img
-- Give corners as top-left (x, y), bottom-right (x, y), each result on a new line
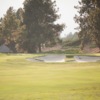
top-left (0, 53), bottom-right (100, 100)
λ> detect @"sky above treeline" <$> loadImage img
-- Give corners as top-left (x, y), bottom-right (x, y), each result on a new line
top-left (0, 0), bottom-right (80, 37)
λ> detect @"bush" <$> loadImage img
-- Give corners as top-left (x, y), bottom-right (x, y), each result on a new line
top-left (44, 49), bottom-right (80, 54)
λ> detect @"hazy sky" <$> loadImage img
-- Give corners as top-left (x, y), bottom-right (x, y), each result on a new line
top-left (0, 0), bottom-right (79, 37)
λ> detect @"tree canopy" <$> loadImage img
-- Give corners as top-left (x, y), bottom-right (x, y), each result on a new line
top-left (74, 0), bottom-right (100, 50)
top-left (23, 0), bottom-right (64, 52)
top-left (0, 0), bottom-right (64, 53)
top-left (1, 7), bottom-right (19, 52)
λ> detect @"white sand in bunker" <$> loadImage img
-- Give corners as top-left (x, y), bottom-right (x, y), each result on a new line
top-left (27, 54), bottom-right (66, 63)
top-left (74, 56), bottom-right (100, 62)
top-left (27, 55), bottom-right (100, 63)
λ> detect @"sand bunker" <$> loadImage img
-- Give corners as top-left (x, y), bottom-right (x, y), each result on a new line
top-left (27, 54), bottom-right (66, 63)
top-left (74, 56), bottom-right (100, 62)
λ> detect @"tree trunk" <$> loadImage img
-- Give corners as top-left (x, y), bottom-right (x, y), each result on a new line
top-left (38, 43), bottom-right (41, 53)
top-left (80, 40), bottom-right (84, 51)
top-left (95, 40), bottom-right (100, 53)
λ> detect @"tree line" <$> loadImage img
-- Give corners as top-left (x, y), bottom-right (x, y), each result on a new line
top-left (0, 0), bottom-right (64, 53)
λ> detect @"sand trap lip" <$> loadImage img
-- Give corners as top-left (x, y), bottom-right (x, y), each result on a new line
top-left (27, 54), bottom-right (66, 63)
top-left (74, 56), bottom-right (100, 62)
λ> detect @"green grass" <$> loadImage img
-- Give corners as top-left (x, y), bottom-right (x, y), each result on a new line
top-left (0, 53), bottom-right (100, 100)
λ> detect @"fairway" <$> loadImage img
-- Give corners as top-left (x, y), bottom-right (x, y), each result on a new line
top-left (0, 53), bottom-right (100, 100)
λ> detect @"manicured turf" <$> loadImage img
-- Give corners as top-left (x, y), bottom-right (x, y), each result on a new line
top-left (0, 53), bottom-right (100, 100)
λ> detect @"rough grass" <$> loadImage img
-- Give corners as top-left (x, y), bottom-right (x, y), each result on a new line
top-left (0, 53), bottom-right (100, 100)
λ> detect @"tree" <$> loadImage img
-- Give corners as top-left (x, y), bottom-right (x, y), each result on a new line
top-left (1, 7), bottom-right (19, 52)
top-left (23, 0), bottom-right (64, 53)
top-left (13, 8), bottom-right (28, 53)
top-left (74, 0), bottom-right (100, 50)
top-left (0, 18), bottom-right (4, 45)
top-left (0, 7), bottom-right (26, 52)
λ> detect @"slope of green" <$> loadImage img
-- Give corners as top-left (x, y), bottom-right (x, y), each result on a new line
top-left (0, 53), bottom-right (100, 100)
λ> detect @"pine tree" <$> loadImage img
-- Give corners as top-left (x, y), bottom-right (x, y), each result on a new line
top-left (1, 7), bottom-right (18, 52)
top-left (23, 0), bottom-right (64, 53)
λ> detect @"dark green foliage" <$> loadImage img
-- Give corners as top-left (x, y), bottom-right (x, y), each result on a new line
top-left (0, 7), bottom-right (25, 52)
top-left (0, 19), bottom-right (3, 45)
top-left (23, 0), bottom-right (64, 53)
top-left (0, 1), bottom-right (64, 53)
top-left (75, 0), bottom-right (100, 50)
top-left (1, 7), bottom-right (18, 52)
top-left (45, 49), bottom-right (79, 54)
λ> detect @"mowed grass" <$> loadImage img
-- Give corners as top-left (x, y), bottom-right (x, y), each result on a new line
top-left (0, 53), bottom-right (100, 100)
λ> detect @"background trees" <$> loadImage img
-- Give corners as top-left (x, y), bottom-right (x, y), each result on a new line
top-left (0, 0), bottom-right (64, 53)
top-left (0, 18), bottom-right (4, 45)
top-left (75, 0), bottom-right (100, 50)
top-left (1, 7), bottom-right (19, 52)
top-left (0, 7), bottom-right (25, 52)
